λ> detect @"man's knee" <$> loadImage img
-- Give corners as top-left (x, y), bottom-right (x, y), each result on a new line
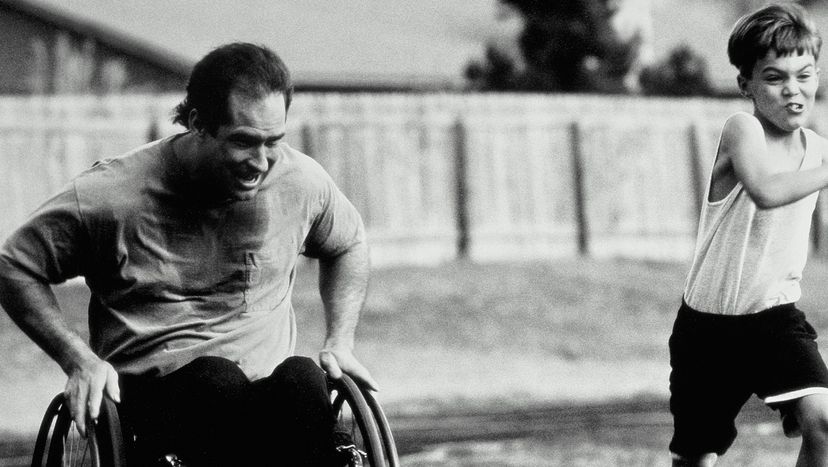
top-left (126, 356), bottom-right (252, 464)
top-left (277, 356), bottom-right (324, 376)
top-left (251, 356), bottom-right (334, 460)
top-left (178, 356), bottom-right (250, 399)
top-left (273, 356), bottom-right (327, 389)
top-left (257, 356), bottom-right (331, 420)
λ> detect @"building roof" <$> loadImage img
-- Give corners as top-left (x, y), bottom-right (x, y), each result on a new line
top-left (2, 0), bottom-right (192, 78)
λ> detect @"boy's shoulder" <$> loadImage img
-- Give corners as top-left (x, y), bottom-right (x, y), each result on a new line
top-left (719, 111), bottom-right (765, 152)
top-left (722, 111), bottom-right (762, 135)
top-left (719, 113), bottom-right (828, 163)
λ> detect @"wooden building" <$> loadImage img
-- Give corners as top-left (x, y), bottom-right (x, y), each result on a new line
top-left (0, 0), bottom-right (189, 94)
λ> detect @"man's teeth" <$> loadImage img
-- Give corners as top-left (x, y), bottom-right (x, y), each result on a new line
top-left (788, 103), bottom-right (803, 111)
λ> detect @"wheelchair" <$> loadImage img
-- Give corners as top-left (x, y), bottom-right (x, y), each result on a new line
top-left (31, 373), bottom-right (399, 467)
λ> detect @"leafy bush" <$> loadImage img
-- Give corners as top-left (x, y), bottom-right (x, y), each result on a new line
top-left (640, 45), bottom-right (714, 97)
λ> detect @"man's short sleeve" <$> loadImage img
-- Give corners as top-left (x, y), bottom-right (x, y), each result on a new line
top-left (0, 184), bottom-right (88, 284)
top-left (302, 174), bottom-right (365, 259)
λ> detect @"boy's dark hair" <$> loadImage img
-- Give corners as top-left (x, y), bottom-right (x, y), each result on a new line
top-left (172, 42), bottom-right (294, 135)
top-left (728, 3), bottom-right (822, 78)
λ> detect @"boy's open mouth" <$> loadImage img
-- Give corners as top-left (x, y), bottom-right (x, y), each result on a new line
top-left (786, 103), bottom-right (804, 112)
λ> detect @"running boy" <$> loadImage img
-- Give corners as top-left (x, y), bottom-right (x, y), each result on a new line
top-left (670, 4), bottom-right (828, 466)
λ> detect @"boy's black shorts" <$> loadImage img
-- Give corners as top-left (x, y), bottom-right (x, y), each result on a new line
top-left (669, 300), bottom-right (828, 457)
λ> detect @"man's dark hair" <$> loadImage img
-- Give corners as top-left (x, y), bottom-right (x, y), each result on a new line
top-left (172, 42), bottom-right (294, 135)
top-left (728, 3), bottom-right (822, 79)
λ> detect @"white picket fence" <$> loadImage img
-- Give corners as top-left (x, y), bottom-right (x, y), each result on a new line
top-left (5, 92), bottom-right (812, 267)
top-left (292, 93), bottom-right (758, 264)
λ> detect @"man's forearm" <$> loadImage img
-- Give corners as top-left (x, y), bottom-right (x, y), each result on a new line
top-left (318, 241), bottom-right (369, 348)
top-left (0, 276), bottom-right (96, 375)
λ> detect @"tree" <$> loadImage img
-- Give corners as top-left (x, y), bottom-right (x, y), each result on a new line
top-left (465, 44), bottom-right (519, 91)
top-left (639, 45), bottom-right (713, 97)
top-left (466, 0), bottom-right (641, 93)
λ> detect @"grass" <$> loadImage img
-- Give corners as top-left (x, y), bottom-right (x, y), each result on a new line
top-left (4, 256), bottom-right (828, 464)
top-left (299, 258), bottom-right (687, 414)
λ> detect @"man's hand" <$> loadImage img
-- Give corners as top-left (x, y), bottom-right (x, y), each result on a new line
top-left (319, 346), bottom-right (378, 391)
top-left (64, 355), bottom-right (120, 437)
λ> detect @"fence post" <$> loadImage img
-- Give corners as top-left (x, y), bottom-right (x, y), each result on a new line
top-left (146, 117), bottom-right (160, 142)
top-left (813, 193), bottom-right (826, 256)
top-left (569, 121), bottom-right (589, 256)
top-left (453, 119), bottom-right (470, 259)
top-left (687, 122), bottom-right (706, 224)
top-left (300, 123), bottom-right (315, 158)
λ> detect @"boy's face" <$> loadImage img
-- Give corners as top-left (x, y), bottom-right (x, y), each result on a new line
top-left (739, 50), bottom-right (819, 134)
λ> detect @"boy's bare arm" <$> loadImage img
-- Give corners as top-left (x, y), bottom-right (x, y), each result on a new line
top-left (723, 112), bottom-right (828, 208)
top-left (0, 274), bottom-right (119, 437)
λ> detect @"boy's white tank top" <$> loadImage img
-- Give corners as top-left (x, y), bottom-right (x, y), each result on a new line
top-left (683, 127), bottom-right (822, 315)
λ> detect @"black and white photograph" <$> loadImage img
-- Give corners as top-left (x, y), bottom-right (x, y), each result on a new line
top-left (3, 1), bottom-right (828, 465)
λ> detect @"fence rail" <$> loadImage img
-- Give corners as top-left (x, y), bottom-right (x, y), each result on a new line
top-left (4, 92), bottom-right (824, 266)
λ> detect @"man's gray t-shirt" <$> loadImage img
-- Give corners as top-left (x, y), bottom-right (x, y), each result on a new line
top-left (0, 135), bottom-right (365, 379)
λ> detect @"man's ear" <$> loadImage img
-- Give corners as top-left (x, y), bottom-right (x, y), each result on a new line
top-left (188, 109), bottom-right (204, 135)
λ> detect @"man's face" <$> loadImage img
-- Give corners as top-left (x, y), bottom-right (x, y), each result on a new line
top-left (741, 50), bottom-right (819, 134)
top-left (198, 90), bottom-right (287, 202)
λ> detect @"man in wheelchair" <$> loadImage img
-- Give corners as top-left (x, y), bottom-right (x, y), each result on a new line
top-left (0, 42), bottom-right (378, 466)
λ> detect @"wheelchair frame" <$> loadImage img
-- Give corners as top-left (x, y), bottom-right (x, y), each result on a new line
top-left (32, 373), bottom-right (398, 467)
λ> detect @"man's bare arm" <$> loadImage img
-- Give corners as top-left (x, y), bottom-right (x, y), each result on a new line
top-left (0, 275), bottom-right (119, 436)
top-left (316, 240), bottom-right (378, 390)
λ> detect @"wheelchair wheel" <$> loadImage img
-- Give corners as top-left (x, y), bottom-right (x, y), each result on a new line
top-left (32, 393), bottom-right (126, 467)
top-left (330, 374), bottom-right (399, 467)
top-left (361, 389), bottom-right (399, 467)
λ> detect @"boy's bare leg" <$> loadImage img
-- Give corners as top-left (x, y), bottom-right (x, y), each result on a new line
top-left (671, 452), bottom-right (717, 466)
top-left (795, 394), bottom-right (828, 467)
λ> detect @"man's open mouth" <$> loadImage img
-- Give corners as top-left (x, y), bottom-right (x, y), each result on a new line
top-left (236, 172), bottom-right (262, 188)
